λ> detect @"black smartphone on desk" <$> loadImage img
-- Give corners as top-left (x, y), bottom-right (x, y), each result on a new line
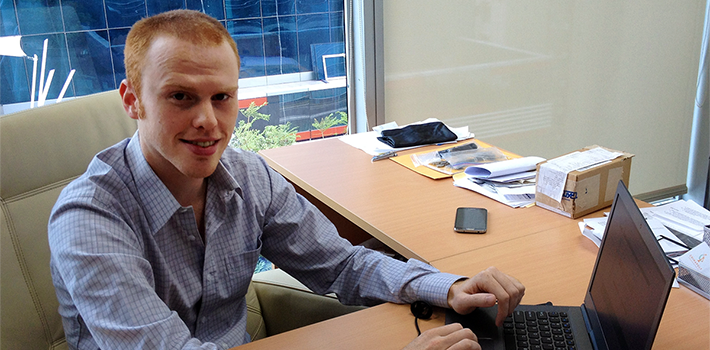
top-left (454, 207), bottom-right (488, 233)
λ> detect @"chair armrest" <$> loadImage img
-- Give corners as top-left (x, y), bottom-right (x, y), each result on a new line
top-left (250, 269), bottom-right (366, 337)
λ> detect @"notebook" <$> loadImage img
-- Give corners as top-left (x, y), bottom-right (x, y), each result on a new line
top-left (446, 180), bottom-right (675, 350)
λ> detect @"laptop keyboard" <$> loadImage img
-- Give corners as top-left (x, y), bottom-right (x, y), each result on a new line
top-left (503, 310), bottom-right (577, 350)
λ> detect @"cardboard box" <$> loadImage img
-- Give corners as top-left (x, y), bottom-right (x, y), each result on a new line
top-left (535, 145), bottom-right (634, 218)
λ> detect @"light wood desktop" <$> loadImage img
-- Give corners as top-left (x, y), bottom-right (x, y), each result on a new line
top-left (240, 138), bottom-right (710, 349)
top-left (433, 221), bottom-right (710, 350)
top-left (260, 138), bottom-right (583, 264)
top-left (235, 221), bottom-right (710, 349)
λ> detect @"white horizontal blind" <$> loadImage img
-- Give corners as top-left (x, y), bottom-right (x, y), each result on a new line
top-left (381, 0), bottom-right (705, 198)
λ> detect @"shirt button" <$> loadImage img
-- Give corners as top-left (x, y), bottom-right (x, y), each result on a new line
top-left (188, 235), bottom-right (196, 241)
top-left (221, 343), bottom-right (229, 349)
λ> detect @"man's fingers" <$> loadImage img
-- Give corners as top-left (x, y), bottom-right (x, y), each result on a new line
top-left (448, 267), bottom-right (526, 328)
top-left (490, 271), bottom-right (525, 326)
top-left (448, 338), bottom-right (482, 350)
top-left (423, 323), bottom-right (466, 336)
top-left (417, 323), bottom-right (479, 350)
top-left (452, 293), bottom-right (497, 314)
top-left (438, 325), bottom-right (478, 350)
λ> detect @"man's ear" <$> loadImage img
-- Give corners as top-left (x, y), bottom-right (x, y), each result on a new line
top-left (119, 79), bottom-right (141, 120)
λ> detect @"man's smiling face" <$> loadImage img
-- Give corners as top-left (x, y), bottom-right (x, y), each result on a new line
top-left (126, 35), bottom-right (240, 183)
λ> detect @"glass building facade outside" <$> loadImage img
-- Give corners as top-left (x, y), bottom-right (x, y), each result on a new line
top-left (0, 0), bottom-right (347, 139)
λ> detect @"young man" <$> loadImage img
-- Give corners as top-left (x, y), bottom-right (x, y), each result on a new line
top-left (48, 10), bottom-right (524, 350)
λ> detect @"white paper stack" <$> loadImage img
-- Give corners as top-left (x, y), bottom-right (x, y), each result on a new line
top-left (641, 200), bottom-right (710, 242)
top-left (453, 156), bottom-right (545, 208)
top-left (578, 215), bottom-right (688, 255)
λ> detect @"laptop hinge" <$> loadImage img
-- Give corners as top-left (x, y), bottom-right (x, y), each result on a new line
top-left (581, 303), bottom-right (601, 350)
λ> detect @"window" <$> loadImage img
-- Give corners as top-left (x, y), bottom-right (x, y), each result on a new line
top-left (0, 0), bottom-right (349, 143)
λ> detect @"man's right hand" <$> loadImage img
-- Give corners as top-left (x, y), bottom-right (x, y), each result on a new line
top-left (402, 323), bottom-right (480, 350)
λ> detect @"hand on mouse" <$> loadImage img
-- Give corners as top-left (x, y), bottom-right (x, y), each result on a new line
top-left (447, 266), bottom-right (525, 327)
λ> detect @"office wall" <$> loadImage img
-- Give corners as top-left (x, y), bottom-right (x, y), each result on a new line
top-left (382, 1), bottom-right (705, 198)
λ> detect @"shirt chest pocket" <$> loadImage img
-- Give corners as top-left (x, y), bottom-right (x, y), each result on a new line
top-left (218, 238), bottom-right (263, 299)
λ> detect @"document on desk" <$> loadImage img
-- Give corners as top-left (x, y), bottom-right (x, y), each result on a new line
top-left (464, 156), bottom-right (546, 179)
top-left (453, 172), bottom-right (536, 208)
top-left (537, 147), bottom-right (623, 202)
top-left (579, 217), bottom-right (607, 246)
top-left (641, 199), bottom-right (710, 241)
top-left (451, 156), bottom-right (543, 207)
top-left (579, 215), bottom-right (688, 255)
top-left (338, 118), bottom-right (474, 155)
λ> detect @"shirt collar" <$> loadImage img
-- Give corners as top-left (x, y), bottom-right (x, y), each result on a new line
top-left (126, 132), bottom-right (243, 234)
top-left (126, 132), bottom-right (181, 235)
top-left (211, 159), bottom-right (243, 201)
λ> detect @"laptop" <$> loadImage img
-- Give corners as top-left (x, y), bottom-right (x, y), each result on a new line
top-left (446, 181), bottom-right (675, 350)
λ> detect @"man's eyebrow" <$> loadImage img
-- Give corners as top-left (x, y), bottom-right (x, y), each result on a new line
top-left (161, 83), bottom-right (239, 94)
top-left (161, 83), bottom-right (197, 92)
top-left (222, 85), bottom-right (239, 93)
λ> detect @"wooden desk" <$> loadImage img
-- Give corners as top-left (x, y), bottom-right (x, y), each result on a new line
top-left (433, 221), bottom-right (710, 350)
top-left (260, 138), bottom-right (579, 264)
top-left (236, 302), bottom-right (439, 350)
top-left (250, 138), bottom-right (710, 349)
top-left (237, 222), bottom-right (710, 350)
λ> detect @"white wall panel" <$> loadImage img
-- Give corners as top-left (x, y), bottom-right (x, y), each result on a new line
top-left (382, 0), bottom-right (705, 197)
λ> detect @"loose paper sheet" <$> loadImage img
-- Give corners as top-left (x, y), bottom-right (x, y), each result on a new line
top-left (579, 216), bottom-right (687, 254)
top-left (453, 173), bottom-right (536, 208)
top-left (464, 156), bottom-right (546, 179)
top-left (642, 200), bottom-right (710, 240)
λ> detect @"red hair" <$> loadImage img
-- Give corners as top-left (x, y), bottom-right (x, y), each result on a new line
top-left (124, 9), bottom-right (240, 96)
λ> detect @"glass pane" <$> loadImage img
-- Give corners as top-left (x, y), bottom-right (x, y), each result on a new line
top-left (16, 0), bottom-right (63, 35)
top-left (0, 0), bottom-right (18, 37)
top-left (227, 18), bottom-right (266, 78)
top-left (146, 0), bottom-right (183, 17)
top-left (186, 0), bottom-right (224, 20)
top-left (62, 1), bottom-right (108, 31)
top-left (105, 0), bottom-right (146, 28)
top-left (226, 0), bottom-right (349, 149)
top-left (1, 0), bottom-right (350, 144)
top-left (67, 30), bottom-right (115, 95)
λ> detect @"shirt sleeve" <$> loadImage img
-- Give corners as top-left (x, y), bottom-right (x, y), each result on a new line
top-left (255, 157), bottom-right (464, 308)
top-left (49, 194), bottom-right (218, 350)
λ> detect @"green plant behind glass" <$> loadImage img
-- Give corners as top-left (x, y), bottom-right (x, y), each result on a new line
top-left (312, 111), bottom-right (348, 138)
top-left (230, 101), bottom-right (298, 152)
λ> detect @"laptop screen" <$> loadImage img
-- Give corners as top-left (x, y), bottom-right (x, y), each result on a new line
top-left (584, 181), bottom-right (675, 350)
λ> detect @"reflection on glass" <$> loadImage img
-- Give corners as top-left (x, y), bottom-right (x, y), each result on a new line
top-left (62, 1), bottom-right (107, 32)
top-left (105, 0), bottom-right (146, 28)
top-left (67, 30), bottom-right (115, 95)
top-left (1, 0), bottom-right (348, 137)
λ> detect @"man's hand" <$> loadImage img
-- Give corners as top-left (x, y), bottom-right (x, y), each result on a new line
top-left (447, 267), bottom-right (525, 326)
top-left (402, 323), bottom-right (480, 350)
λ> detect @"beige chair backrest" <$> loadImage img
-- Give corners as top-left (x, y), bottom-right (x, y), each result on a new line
top-left (0, 91), bottom-right (137, 350)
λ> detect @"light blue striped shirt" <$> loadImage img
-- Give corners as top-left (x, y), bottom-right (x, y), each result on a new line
top-left (49, 133), bottom-right (461, 349)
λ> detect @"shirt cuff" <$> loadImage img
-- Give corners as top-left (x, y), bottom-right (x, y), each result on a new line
top-left (416, 272), bottom-right (466, 308)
